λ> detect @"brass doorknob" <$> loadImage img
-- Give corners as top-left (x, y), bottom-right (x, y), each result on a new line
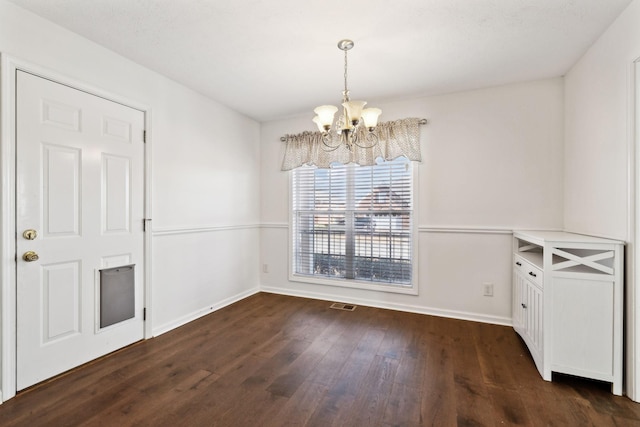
top-left (23, 251), bottom-right (39, 262)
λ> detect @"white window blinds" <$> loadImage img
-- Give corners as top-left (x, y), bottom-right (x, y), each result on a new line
top-left (292, 157), bottom-right (413, 286)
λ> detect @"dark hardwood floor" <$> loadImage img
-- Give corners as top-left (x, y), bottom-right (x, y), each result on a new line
top-left (1, 292), bottom-right (639, 426)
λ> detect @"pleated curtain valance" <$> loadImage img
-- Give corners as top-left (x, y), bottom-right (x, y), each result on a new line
top-left (280, 117), bottom-right (424, 170)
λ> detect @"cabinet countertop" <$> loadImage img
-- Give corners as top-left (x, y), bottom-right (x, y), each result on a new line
top-left (513, 230), bottom-right (625, 246)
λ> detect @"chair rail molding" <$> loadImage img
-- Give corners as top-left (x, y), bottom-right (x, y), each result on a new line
top-left (152, 223), bottom-right (261, 237)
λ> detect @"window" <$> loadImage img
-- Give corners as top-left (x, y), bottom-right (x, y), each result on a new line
top-left (291, 157), bottom-right (415, 292)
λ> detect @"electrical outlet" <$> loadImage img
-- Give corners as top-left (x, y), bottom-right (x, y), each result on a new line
top-left (263, 264), bottom-right (269, 273)
top-left (483, 282), bottom-right (494, 297)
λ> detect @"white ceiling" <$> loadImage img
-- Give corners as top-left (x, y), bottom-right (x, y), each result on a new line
top-left (7, 0), bottom-right (633, 122)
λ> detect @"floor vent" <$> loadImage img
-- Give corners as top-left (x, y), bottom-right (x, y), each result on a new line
top-left (330, 302), bottom-right (357, 311)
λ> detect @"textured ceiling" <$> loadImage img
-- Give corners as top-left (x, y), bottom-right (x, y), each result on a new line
top-left (7, 0), bottom-right (633, 122)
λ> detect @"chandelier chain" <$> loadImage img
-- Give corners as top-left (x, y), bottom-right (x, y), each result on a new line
top-left (343, 47), bottom-right (349, 101)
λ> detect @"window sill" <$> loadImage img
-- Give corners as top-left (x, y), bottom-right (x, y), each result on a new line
top-left (289, 273), bottom-right (418, 296)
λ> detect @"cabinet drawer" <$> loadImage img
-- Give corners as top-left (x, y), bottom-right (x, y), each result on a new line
top-left (514, 255), bottom-right (543, 288)
top-left (513, 255), bottom-right (526, 273)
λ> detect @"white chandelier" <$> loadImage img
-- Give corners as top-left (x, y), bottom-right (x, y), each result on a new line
top-left (312, 39), bottom-right (382, 151)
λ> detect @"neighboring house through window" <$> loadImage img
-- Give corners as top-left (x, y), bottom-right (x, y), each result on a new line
top-left (291, 157), bottom-right (416, 293)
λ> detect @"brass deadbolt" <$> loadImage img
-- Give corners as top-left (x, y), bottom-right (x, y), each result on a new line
top-left (23, 229), bottom-right (38, 240)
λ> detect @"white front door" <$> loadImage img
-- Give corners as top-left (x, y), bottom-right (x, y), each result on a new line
top-left (16, 71), bottom-right (145, 390)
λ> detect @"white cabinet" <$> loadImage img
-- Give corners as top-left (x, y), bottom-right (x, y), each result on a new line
top-left (512, 255), bottom-right (543, 371)
top-left (512, 231), bottom-right (624, 395)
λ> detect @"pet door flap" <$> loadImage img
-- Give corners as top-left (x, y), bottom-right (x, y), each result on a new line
top-left (100, 264), bottom-right (135, 328)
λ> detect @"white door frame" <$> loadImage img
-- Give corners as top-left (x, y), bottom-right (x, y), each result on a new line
top-left (0, 55), bottom-right (153, 402)
top-left (630, 57), bottom-right (640, 402)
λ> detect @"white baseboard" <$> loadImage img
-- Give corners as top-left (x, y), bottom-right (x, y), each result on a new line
top-left (149, 281), bottom-right (513, 343)
top-left (152, 286), bottom-right (260, 337)
top-left (260, 286), bottom-right (512, 327)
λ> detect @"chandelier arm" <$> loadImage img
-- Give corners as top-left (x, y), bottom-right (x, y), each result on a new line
top-left (321, 133), bottom-right (342, 151)
top-left (352, 130), bottom-right (379, 149)
top-left (322, 139), bottom-right (343, 152)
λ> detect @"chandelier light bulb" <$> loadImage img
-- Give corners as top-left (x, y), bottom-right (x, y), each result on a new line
top-left (313, 105), bottom-right (338, 130)
top-left (312, 116), bottom-right (325, 132)
top-left (342, 100), bottom-right (367, 124)
top-left (361, 108), bottom-right (382, 129)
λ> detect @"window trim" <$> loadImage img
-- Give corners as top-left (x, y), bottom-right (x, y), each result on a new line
top-left (287, 160), bottom-right (419, 296)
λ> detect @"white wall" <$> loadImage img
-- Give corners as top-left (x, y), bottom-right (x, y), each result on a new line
top-left (260, 78), bottom-right (565, 324)
top-left (564, 0), bottom-right (640, 401)
top-left (0, 0), bottom-right (260, 360)
top-left (564, 0), bottom-right (640, 240)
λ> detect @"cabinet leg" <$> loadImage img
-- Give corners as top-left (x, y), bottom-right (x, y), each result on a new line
top-left (612, 381), bottom-right (622, 396)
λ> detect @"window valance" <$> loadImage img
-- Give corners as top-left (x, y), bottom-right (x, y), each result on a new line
top-left (280, 118), bottom-right (425, 171)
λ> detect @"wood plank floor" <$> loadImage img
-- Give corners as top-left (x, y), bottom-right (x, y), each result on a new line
top-left (1, 292), bottom-right (639, 426)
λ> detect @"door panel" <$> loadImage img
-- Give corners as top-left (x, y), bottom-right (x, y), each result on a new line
top-left (43, 144), bottom-right (81, 236)
top-left (42, 261), bottom-right (81, 342)
top-left (102, 154), bottom-right (131, 233)
top-left (16, 71), bottom-right (145, 390)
